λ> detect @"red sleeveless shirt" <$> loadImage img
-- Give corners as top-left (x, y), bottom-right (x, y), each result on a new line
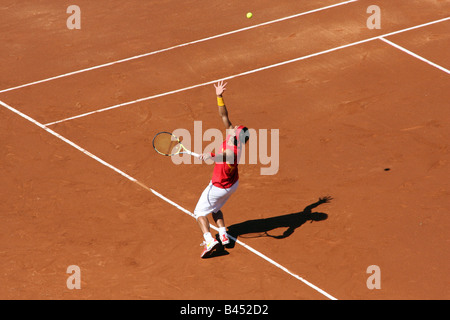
top-left (211, 136), bottom-right (239, 189)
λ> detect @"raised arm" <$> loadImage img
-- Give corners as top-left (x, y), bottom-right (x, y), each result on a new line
top-left (214, 81), bottom-right (233, 130)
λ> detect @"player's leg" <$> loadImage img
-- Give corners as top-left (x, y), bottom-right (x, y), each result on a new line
top-left (197, 215), bottom-right (211, 234)
top-left (212, 210), bottom-right (230, 245)
top-left (194, 181), bottom-right (238, 257)
top-left (212, 210), bottom-right (225, 228)
top-left (197, 215), bottom-right (215, 243)
top-left (194, 183), bottom-right (220, 258)
top-left (196, 214), bottom-right (219, 258)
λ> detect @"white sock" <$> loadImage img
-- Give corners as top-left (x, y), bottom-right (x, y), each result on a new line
top-left (203, 232), bottom-right (214, 242)
top-left (218, 227), bottom-right (227, 236)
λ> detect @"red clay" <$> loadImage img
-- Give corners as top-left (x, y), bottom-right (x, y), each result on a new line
top-left (1, 0), bottom-right (449, 300)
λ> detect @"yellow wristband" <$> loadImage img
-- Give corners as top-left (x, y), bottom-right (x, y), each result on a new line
top-left (217, 96), bottom-right (225, 107)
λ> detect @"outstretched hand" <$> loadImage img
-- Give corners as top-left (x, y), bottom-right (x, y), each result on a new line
top-left (214, 80), bottom-right (227, 96)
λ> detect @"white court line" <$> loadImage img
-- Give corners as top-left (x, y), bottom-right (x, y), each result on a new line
top-left (0, 98), bottom-right (338, 300)
top-left (44, 16), bottom-right (450, 127)
top-left (379, 37), bottom-right (450, 74)
top-left (0, 0), bottom-right (358, 94)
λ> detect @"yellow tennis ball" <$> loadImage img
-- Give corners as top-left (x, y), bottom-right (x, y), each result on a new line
top-left (246, 12), bottom-right (253, 19)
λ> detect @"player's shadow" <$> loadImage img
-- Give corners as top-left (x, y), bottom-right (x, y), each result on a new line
top-left (226, 196), bottom-right (332, 246)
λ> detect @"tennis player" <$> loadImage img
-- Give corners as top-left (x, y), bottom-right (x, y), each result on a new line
top-left (195, 80), bottom-right (249, 258)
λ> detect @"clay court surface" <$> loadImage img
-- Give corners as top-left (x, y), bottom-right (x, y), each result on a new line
top-left (1, 0), bottom-right (449, 300)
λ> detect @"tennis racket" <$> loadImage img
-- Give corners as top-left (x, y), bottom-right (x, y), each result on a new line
top-left (152, 131), bottom-right (200, 158)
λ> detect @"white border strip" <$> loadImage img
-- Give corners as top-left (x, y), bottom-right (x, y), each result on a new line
top-left (0, 99), bottom-right (338, 300)
top-left (379, 37), bottom-right (450, 74)
top-left (44, 16), bottom-right (450, 126)
top-left (0, 0), bottom-right (358, 94)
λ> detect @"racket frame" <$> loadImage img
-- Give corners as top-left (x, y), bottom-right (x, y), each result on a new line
top-left (152, 131), bottom-right (200, 158)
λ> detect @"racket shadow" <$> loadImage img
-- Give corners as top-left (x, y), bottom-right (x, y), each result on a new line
top-left (226, 196), bottom-right (332, 247)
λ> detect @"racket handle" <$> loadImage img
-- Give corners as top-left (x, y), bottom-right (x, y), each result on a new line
top-left (187, 150), bottom-right (201, 158)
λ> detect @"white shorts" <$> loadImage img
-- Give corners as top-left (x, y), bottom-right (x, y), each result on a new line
top-left (194, 181), bottom-right (239, 218)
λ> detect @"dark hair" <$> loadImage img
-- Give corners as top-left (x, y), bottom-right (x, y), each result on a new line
top-left (237, 127), bottom-right (250, 145)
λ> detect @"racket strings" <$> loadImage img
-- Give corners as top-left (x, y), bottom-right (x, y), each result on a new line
top-left (153, 133), bottom-right (181, 155)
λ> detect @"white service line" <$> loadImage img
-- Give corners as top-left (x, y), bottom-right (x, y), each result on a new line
top-left (0, 98), bottom-right (338, 300)
top-left (0, 0), bottom-right (358, 94)
top-left (44, 16), bottom-right (450, 127)
top-left (379, 37), bottom-right (450, 74)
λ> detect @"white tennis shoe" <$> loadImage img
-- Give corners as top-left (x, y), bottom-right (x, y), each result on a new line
top-left (220, 233), bottom-right (230, 245)
top-left (200, 238), bottom-right (219, 258)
